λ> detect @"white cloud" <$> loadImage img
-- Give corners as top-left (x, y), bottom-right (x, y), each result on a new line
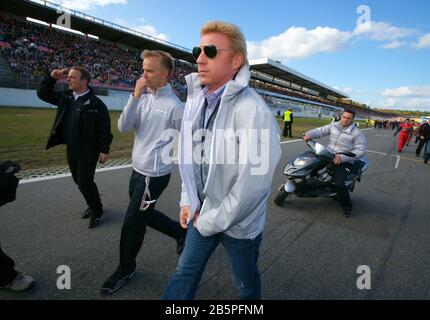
top-left (382, 85), bottom-right (430, 98)
top-left (333, 86), bottom-right (353, 95)
top-left (247, 21), bottom-right (418, 63)
top-left (353, 21), bottom-right (416, 42)
top-left (112, 18), bottom-right (169, 41)
top-left (343, 87), bottom-right (354, 95)
top-left (381, 41), bottom-right (407, 49)
top-left (413, 33), bottom-right (430, 49)
top-left (50, 0), bottom-right (127, 11)
top-left (247, 26), bottom-right (351, 62)
top-left (379, 98), bottom-right (430, 111)
top-left (378, 85), bottom-right (430, 111)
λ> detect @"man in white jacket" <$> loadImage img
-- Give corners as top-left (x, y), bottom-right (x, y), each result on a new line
top-left (162, 21), bottom-right (281, 300)
top-left (100, 50), bottom-right (186, 295)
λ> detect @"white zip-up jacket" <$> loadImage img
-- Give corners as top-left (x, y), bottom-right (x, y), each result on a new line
top-left (118, 84), bottom-right (184, 177)
top-left (179, 64), bottom-right (281, 239)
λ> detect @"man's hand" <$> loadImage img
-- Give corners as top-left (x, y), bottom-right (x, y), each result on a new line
top-left (193, 213), bottom-right (199, 227)
top-left (333, 154), bottom-right (343, 165)
top-left (303, 134), bottom-right (311, 142)
top-left (50, 68), bottom-right (69, 80)
top-left (133, 77), bottom-right (147, 99)
top-left (180, 206), bottom-right (191, 229)
top-left (99, 153), bottom-right (109, 164)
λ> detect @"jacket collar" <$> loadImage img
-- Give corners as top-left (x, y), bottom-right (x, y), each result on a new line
top-left (67, 86), bottom-right (94, 99)
top-left (73, 89), bottom-right (90, 101)
top-left (334, 121), bottom-right (356, 133)
top-left (185, 63), bottom-right (251, 100)
top-left (148, 83), bottom-right (172, 97)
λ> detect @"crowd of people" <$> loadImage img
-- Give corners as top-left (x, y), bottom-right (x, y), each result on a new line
top-left (0, 16), bottom-right (399, 115)
top-left (249, 79), bottom-right (393, 120)
top-left (0, 16), bottom-right (194, 100)
top-left (373, 117), bottom-right (430, 163)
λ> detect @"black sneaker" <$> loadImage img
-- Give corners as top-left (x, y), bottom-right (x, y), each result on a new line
top-left (176, 235), bottom-right (186, 255)
top-left (331, 194), bottom-right (340, 202)
top-left (100, 269), bottom-right (136, 295)
top-left (343, 208), bottom-right (353, 218)
top-left (81, 207), bottom-right (93, 219)
top-left (88, 209), bottom-right (103, 229)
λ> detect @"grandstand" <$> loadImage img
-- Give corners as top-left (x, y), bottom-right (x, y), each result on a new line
top-left (0, 0), bottom-right (396, 118)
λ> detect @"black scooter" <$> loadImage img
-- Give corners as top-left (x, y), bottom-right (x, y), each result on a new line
top-left (274, 139), bottom-right (369, 205)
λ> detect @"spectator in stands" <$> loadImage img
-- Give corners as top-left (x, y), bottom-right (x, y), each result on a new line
top-left (0, 17), bottom-right (194, 99)
top-left (100, 50), bottom-right (186, 295)
top-left (162, 20), bottom-right (281, 300)
top-left (37, 66), bottom-right (113, 228)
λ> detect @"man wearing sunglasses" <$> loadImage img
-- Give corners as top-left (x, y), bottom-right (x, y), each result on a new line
top-left (162, 21), bottom-right (281, 300)
top-left (100, 50), bottom-right (186, 295)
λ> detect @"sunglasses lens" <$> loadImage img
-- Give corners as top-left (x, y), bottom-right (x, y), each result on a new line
top-left (204, 45), bottom-right (217, 58)
top-left (192, 47), bottom-right (202, 60)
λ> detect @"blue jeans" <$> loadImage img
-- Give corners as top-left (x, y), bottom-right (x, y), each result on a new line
top-left (162, 222), bottom-right (263, 300)
top-left (424, 141), bottom-right (430, 161)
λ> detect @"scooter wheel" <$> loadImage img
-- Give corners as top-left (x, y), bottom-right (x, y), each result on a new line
top-left (274, 189), bottom-right (289, 206)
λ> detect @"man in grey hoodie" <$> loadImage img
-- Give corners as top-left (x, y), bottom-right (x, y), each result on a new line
top-left (162, 21), bottom-right (281, 300)
top-left (100, 50), bottom-right (186, 295)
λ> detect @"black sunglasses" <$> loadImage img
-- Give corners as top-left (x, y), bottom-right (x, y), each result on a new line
top-left (192, 45), bottom-right (230, 60)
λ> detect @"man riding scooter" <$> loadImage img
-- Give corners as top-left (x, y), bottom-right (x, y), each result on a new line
top-left (303, 110), bottom-right (367, 218)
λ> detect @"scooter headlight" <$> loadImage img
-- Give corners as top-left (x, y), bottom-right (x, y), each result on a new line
top-left (293, 158), bottom-right (307, 166)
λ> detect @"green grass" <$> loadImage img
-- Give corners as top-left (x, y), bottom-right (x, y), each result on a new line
top-left (0, 107), bottom-right (134, 171)
top-left (0, 107), bottom-right (367, 171)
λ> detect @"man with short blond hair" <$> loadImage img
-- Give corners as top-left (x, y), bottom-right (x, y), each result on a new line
top-left (100, 50), bottom-right (186, 295)
top-left (162, 21), bottom-right (281, 300)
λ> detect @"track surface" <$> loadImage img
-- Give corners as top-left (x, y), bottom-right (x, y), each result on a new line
top-left (1, 128), bottom-right (429, 300)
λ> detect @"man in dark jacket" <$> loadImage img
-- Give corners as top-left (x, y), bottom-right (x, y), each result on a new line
top-left (37, 66), bottom-right (113, 228)
top-left (415, 120), bottom-right (430, 158)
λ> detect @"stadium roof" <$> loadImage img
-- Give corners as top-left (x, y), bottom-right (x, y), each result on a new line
top-left (250, 58), bottom-right (348, 99)
top-left (1, 0), bottom-right (195, 63)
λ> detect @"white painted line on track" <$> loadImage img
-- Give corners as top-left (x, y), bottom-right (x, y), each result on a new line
top-left (280, 139), bottom-right (302, 145)
top-left (395, 156), bottom-right (401, 169)
top-left (20, 164), bottom-right (133, 184)
top-left (366, 150), bottom-right (388, 156)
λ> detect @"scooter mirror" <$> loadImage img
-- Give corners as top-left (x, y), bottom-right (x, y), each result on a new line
top-left (314, 142), bottom-right (328, 156)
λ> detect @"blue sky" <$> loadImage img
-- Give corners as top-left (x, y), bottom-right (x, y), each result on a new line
top-left (47, 0), bottom-right (430, 111)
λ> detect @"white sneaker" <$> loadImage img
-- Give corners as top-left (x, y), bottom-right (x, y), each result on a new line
top-left (0, 272), bottom-right (34, 291)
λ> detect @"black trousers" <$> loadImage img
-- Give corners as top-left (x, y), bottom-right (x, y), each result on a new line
top-left (119, 171), bottom-right (186, 273)
top-left (327, 163), bottom-right (353, 209)
top-left (66, 151), bottom-right (102, 213)
top-left (416, 138), bottom-right (427, 156)
top-left (283, 121), bottom-right (292, 137)
top-left (0, 244), bottom-right (17, 286)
